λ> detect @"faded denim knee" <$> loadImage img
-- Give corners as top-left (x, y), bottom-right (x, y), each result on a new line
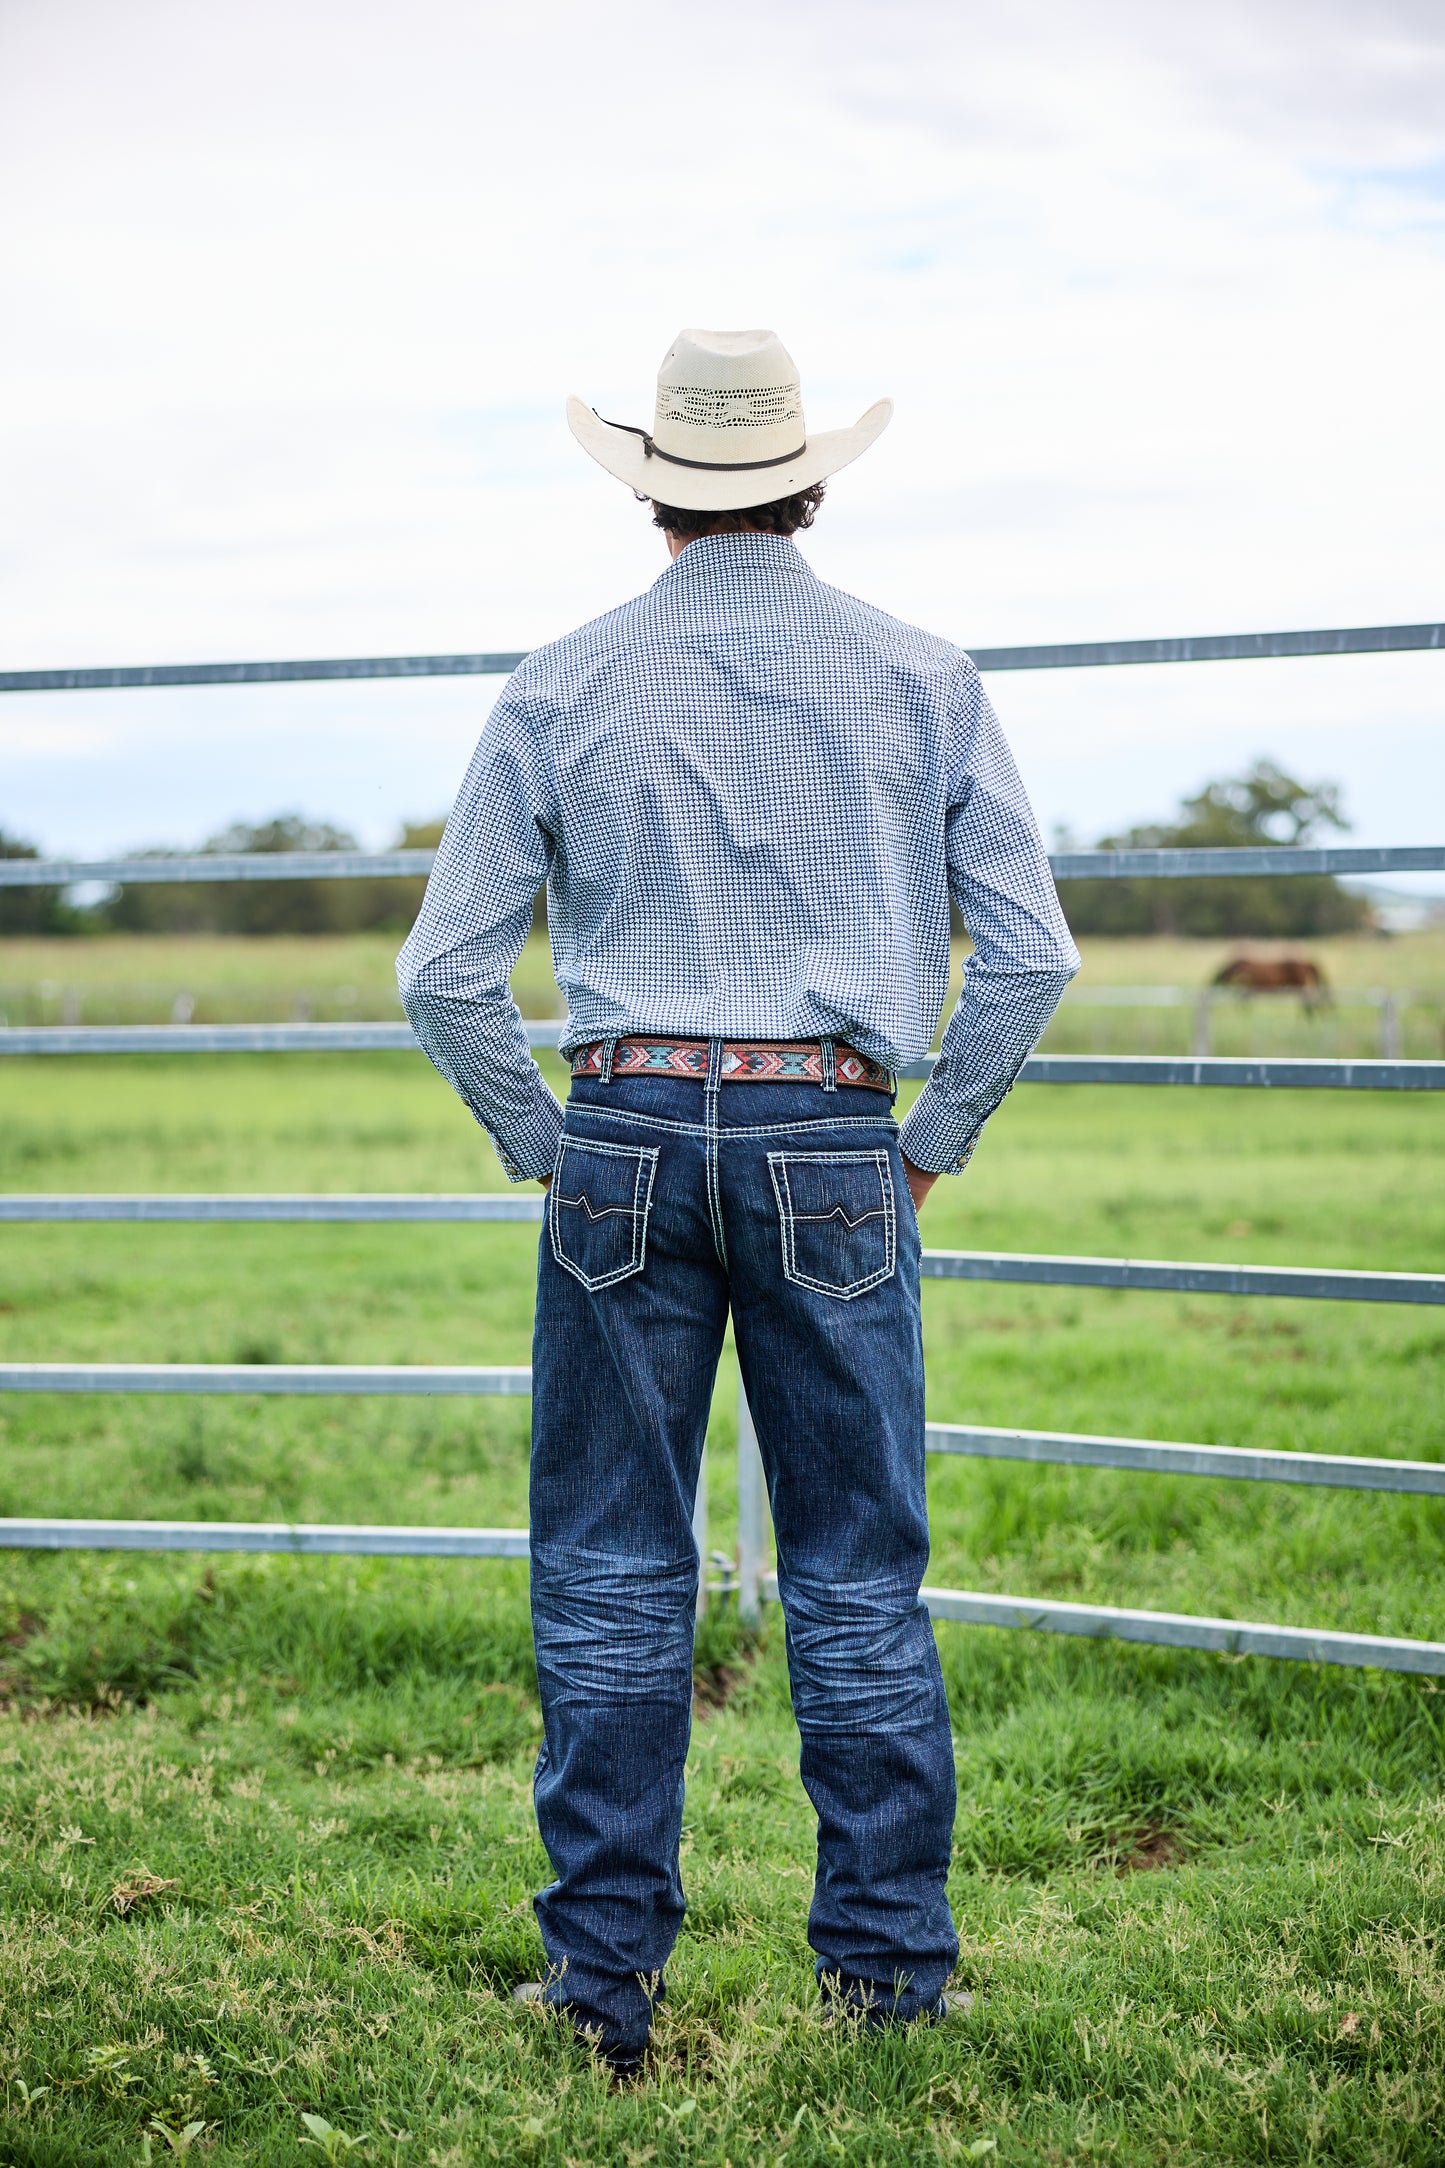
top-left (778, 1568), bottom-right (946, 1734)
top-left (529, 1542), bottom-right (698, 1709)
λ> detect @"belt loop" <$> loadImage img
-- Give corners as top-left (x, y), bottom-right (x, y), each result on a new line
top-left (819, 1037), bottom-right (837, 1093)
top-left (599, 1036), bottom-right (618, 1085)
top-left (705, 1037), bottom-right (725, 1093)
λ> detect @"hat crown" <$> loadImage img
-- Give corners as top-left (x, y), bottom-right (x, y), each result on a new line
top-left (652, 327), bottom-right (806, 468)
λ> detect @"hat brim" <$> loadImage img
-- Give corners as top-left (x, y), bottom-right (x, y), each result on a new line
top-left (566, 394), bottom-right (892, 512)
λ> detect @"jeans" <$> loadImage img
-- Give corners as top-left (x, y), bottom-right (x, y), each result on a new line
top-left (528, 1055), bottom-right (959, 2064)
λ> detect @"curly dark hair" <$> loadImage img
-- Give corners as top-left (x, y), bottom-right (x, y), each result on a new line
top-left (650, 481), bottom-right (825, 539)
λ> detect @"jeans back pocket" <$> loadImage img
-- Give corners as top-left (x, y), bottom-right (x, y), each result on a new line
top-left (767, 1149), bottom-right (897, 1300)
top-left (549, 1137), bottom-right (660, 1291)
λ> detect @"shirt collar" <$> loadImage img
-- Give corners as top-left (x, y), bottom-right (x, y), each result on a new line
top-left (654, 531), bottom-right (818, 589)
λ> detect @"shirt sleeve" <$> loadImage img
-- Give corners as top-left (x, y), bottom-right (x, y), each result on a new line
top-left (897, 661), bottom-right (1080, 1176)
top-left (396, 683), bottom-right (564, 1183)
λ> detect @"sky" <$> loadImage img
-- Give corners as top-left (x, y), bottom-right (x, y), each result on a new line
top-left (1, 0), bottom-right (1442, 873)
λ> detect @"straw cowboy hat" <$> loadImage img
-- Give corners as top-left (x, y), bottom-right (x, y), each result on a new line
top-left (567, 328), bottom-right (892, 513)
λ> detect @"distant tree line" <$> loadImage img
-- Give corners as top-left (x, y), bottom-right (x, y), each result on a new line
top-left (98, 818), bottom-right (449, 936)
top-left (0, 817), bottom-right (453, 938)
top-left (5, 760), bottom-right (1369, 941)
top-left (1052, 761), bottom-right (1370, 938)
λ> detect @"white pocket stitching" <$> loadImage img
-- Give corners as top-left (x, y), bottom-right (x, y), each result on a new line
top-left (766, 1149), bottom-right (897, 1301)
top-left (549, 1137), bottom-right (660, 1291)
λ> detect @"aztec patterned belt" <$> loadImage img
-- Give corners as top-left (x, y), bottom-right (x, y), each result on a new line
top-left (570, 1036), bottom-right (895, 1091)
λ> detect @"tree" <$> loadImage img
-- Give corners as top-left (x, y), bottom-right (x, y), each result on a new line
top-left (1055, 760), bottom-right (1371, 938)
top-left (0, 829), bottom-right (83, 935)
top-left (103, 816), bottom-right (362, 934)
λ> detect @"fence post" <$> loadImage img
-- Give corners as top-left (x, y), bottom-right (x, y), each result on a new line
top-left (692, 1443), bottom-right (708, 1618)
top-left (737, 1381), bottom-right (768, 1626)
top-left (1191, 988), bottom-right (1212, 1057)
top-left (1380, 993), bottom-right (1402, 1060)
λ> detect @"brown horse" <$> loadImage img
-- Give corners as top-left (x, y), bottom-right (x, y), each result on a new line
top-left (1212, 955), bottom-right (1331, 1010)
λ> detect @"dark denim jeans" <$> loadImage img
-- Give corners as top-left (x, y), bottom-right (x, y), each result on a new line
top-left (528, 1057), bottom-right (958, 2064)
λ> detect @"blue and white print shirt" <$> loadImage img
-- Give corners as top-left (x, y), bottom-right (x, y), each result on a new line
top-left (398, 531), bottom-right (1080, 1182)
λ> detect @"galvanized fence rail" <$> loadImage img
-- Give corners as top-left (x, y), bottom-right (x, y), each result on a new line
top-left (2, 1020), bottom-right (1441, 1659)
top-left (0, 1518), bottom-right (531, 1559)
top-left (2, 1019), bottom-right (1442, 1093)
top-left (5, 981), bottom-right (1438, 1065)
top-left (2, 1369), bottom-right (1442, 1671)
top-left (0, 849), bottom-right (437, 887)
top-left (923, 1421), bottom-right (1445, 1493)
top-left (0, 1363), bottom-right (531, 1396)
top-left (4, 843), bottom-right (1444, 889)
top-left (4, 1196), bottom-right (1442, 1308)
top-left (771, 1576), bottom-right (1445, 1678)
top-left (0, 1193), bottom-right (548, 1223)
top-left (2, 617), bottom-right (1441, 695)
top-left (2, 1037), bottom-right (1440, 1660)
top-left (917, 1250), bottom-right (1445, 1305)
top-left (3, 624), bottom-right (1442, 1674)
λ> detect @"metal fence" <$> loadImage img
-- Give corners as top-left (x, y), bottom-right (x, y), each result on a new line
top-left (0, 982), bottom-right (1437, 1061)
top-left (2, 616), bottom-right (1441, 694)
top-left (3, 843), bottom-right (1445, 890)
top-left (2, 1020), bottom-right (1442, 1091)
top-left (3, 623), bottom-right (1443, 1672)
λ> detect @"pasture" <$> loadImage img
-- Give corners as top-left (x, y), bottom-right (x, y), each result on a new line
top-left (0, 938), bottom-right (1443, 2165)
top-left (3, 925), bottom-right (1443, 1057)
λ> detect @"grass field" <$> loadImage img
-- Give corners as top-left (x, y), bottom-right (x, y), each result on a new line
top-left (1, 945), bottom-right (1443, 2164)
top-left (4, 927), bottom-right (1443, 1056)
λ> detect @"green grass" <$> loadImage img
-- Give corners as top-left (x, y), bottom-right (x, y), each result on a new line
top-left (0, 932), bottom-right (565, 1029)
top-left (0, 1023), bottom-right (1443, 2163)
top-left (4, 926), bottom-right (1443, 1053)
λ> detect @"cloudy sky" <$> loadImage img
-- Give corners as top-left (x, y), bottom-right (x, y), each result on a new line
top-left (2, 0), bottom-right (1442, 866)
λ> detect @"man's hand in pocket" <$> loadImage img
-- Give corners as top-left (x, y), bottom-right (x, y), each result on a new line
top-left (902, 1157), bottom-right (938, 1214)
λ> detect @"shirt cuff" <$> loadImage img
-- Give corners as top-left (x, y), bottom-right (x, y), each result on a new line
top-left (897, 1085), bottom-right (987, 1177)
top-left (487, 1086), bottom-right (565, 1184)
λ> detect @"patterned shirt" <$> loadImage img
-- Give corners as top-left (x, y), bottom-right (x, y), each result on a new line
top-left (398, 531), bottom-right (1079, 1182)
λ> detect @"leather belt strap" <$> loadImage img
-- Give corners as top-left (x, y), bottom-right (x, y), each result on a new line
top-left (571, 1036), bottom-right (894, 1092)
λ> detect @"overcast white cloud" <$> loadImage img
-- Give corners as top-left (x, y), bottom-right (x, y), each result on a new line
top-left (1, 0), bottom-right (1442, 860)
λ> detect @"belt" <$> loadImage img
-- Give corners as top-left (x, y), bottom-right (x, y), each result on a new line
top-left (570, 1036), bottom-right (895, 1092)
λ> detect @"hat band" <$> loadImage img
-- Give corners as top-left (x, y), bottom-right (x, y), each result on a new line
top-left (594, 412), bottom-right (807, 475)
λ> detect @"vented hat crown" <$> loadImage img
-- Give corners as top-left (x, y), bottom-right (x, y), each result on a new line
top-left (567, 327), bottom-right (891, 512)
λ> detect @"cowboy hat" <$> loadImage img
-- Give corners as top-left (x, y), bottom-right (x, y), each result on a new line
top-left (567, 328), bottom-right (892, 513)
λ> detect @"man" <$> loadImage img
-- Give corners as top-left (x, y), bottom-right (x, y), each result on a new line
top-left (398, 328), bottom-right (1079, 2070)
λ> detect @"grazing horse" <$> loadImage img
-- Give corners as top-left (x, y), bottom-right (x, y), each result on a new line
top-left (1212, 955), bottom-right (1331, 1010)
